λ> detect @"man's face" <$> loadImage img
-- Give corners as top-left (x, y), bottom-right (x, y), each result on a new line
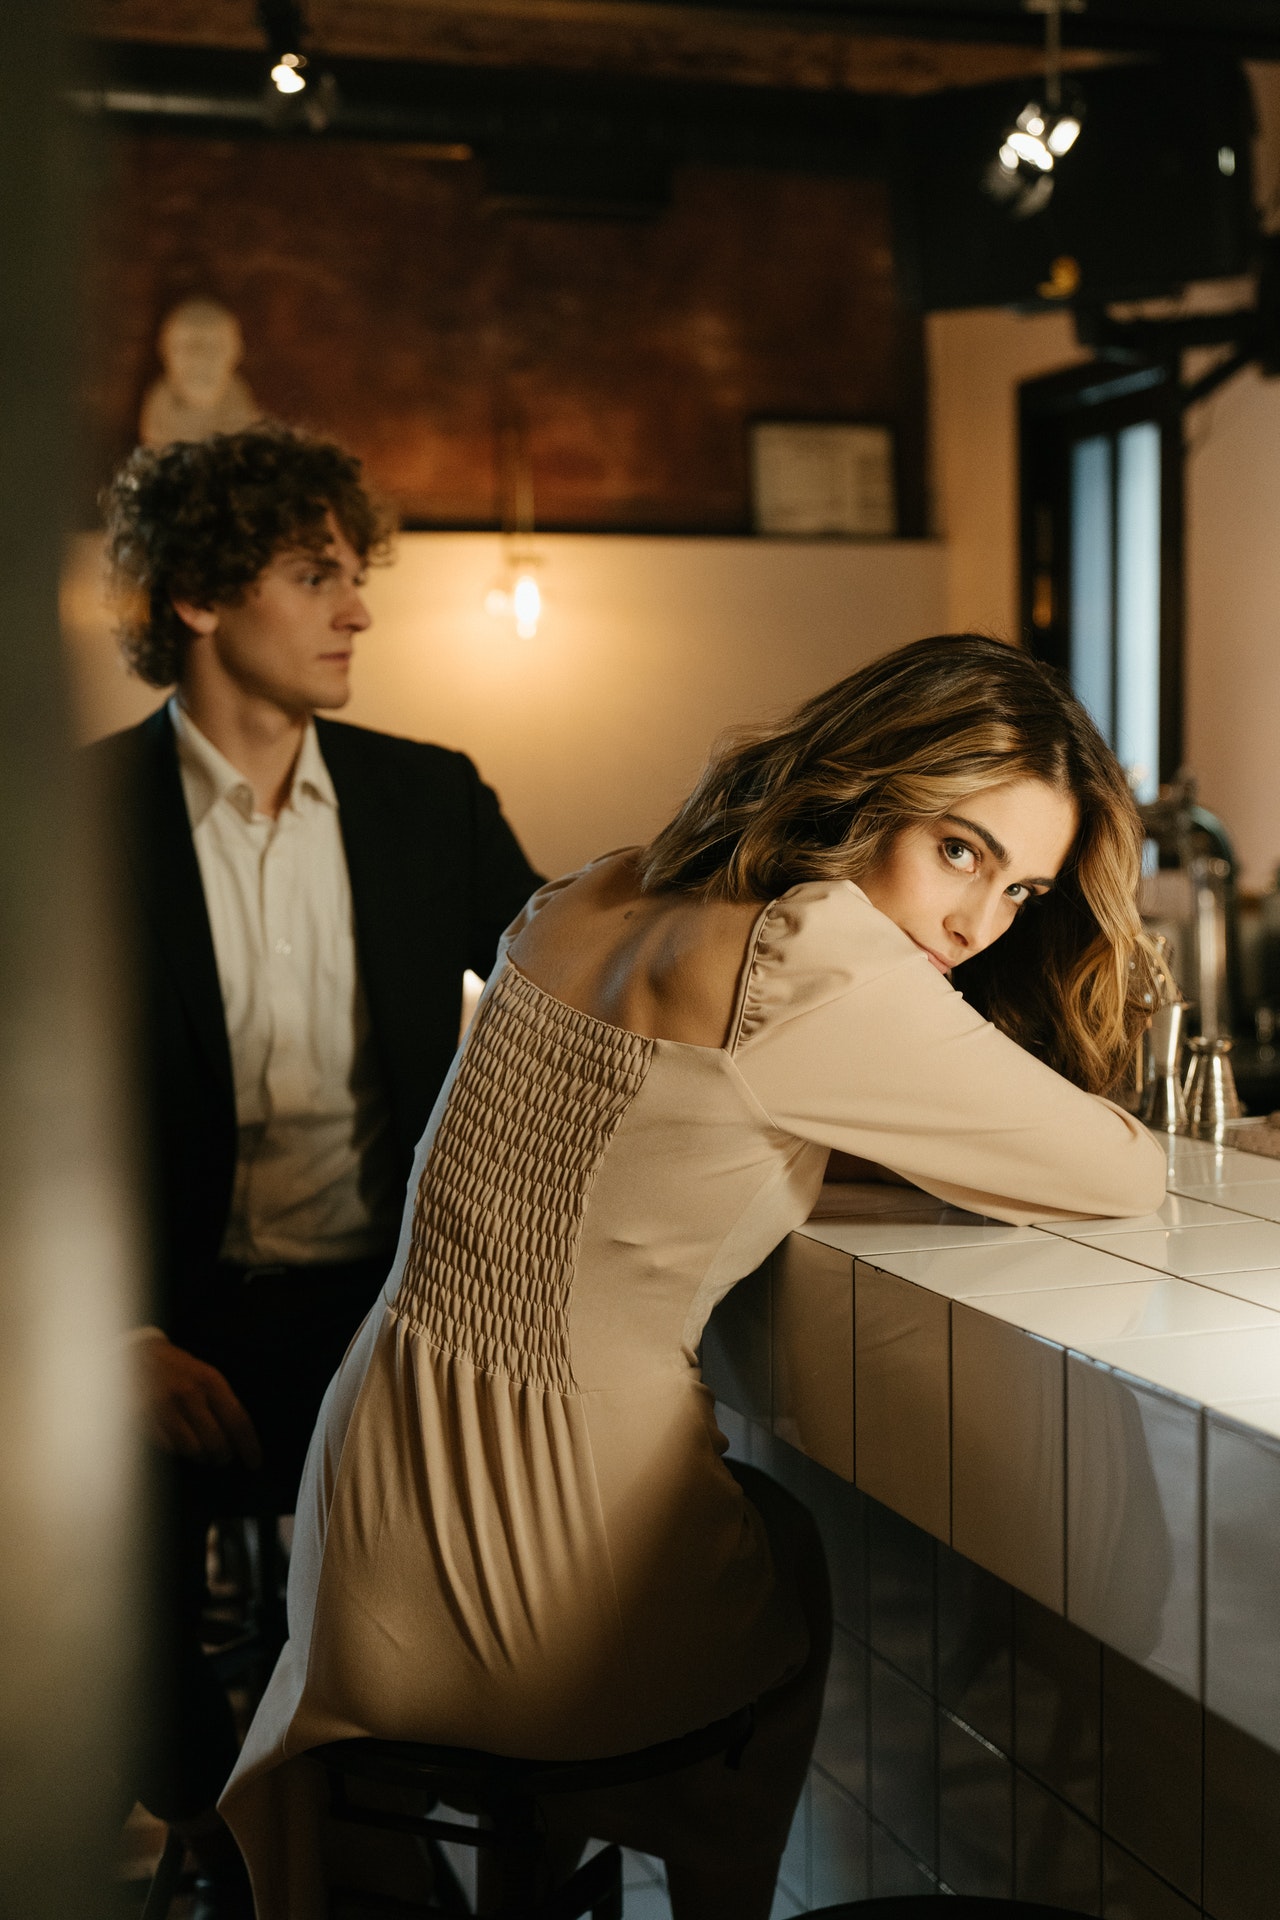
top-left (181, 512), bottom-right (372, 716)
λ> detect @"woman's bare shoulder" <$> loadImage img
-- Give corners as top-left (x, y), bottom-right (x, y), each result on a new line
top-left (512, 848), bottom-right (640, 937)
top-left (509, 853), bottom-right (767, 1048)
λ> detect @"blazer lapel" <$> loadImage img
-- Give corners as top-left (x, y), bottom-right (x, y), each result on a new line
top-left (127, 708), bottom-right (234, 1101)
top-left (316, 719), bottom-right (459, 1158)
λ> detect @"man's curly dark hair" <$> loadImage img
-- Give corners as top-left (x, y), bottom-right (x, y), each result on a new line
top-left (101, 423), bottom-right (397, 688)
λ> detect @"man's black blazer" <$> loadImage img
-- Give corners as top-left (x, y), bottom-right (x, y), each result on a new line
top-left (91, 706), bottom-right (543, 1338)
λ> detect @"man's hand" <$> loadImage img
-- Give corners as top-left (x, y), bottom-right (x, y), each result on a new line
top-left (136, 1337), bottom-right (262, 1470)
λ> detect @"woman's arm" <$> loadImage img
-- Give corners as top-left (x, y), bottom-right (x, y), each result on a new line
top-left (732, 888), bottom-right (1166, 1227)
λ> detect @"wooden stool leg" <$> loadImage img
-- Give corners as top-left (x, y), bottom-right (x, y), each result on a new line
top-left (495, 1792), bottom-right (543, 1917)
top-left (587, 1843), bottom-right (623, 1920)
top-left (535, 1842), bottom-right (624, 1920)
top-left (415, 1833), bottom-right (471, 1914)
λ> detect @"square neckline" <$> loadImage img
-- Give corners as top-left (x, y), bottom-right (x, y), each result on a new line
top-left (502, 893), bottom-right (778, 1059)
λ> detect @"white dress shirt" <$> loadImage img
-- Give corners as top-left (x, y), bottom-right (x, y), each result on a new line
top-left (170, 699), bottom-right (398, 1266)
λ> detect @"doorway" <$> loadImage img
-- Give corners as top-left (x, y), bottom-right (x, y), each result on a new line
top-left (1019, 358), bottom-right (1184, 798)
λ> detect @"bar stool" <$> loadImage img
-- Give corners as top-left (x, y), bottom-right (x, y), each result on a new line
top-left (805, 1900), bottom-right (1099, 1916)
top-left (317, 1704), bottom-right (756, 1919)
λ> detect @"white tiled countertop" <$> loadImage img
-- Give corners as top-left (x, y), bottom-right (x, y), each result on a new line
top-left (700, 1132), bottom-right (1280, 1755)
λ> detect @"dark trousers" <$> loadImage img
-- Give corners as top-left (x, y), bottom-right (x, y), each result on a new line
top-left (136, 1253), bottom-right (393, 1822)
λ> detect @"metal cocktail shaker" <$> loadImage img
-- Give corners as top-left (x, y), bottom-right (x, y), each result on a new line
top-left (1183, 1034), bottom-right (1242, 1143)
top-left (1142, 998), bottom-right (1188, 1132)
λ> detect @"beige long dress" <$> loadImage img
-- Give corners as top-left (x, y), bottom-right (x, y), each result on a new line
top-left (220, 874), bottom-right (1166, 1916)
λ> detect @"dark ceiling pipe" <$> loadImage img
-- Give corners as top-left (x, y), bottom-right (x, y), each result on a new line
top-left (66, 38), bottom-right (889, 192)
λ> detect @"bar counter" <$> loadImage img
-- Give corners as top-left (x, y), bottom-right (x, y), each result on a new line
top-left (701, 1132), bottom-right (1280, 1912)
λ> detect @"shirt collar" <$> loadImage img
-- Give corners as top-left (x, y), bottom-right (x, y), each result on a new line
top-left (292, 718), bottom-right (339, 812)
top-left (169, 697), bottom-right (338, 827)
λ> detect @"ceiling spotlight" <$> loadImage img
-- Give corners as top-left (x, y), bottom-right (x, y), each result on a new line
top-left (270, 50), bottom-right (307, 94)
top-left (986, 0), bottom-right (1085, 219)
top-left (258, 1), bottom-right (338, 129)
top-left (1048, 114), bottom-right (1082, 156)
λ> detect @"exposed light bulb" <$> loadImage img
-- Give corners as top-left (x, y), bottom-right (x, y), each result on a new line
top-left (1218, 145), bottom-right (1237, 176)
top-left (270, 51), bottom-right (307, 93)
top-left (1047, 114), bottom-right (1081, 156)
top-left (998, 142), bottom-right (1021, 173)
top-left (484, 556), bottom-right (543, 637)
top-left (1008, 129), bottom-right (1055, 172)
top-left (512, 572), bottom-right (542, 640)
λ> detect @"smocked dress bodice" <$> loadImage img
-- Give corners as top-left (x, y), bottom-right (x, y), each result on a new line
top-left (221, 873), bottom-right (1165, 1920)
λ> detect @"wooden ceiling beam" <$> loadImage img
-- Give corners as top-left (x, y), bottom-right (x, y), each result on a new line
top-left (80, 0), bottom-right (1117, 96)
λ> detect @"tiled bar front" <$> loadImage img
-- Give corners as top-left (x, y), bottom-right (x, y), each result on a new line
top-left (702, 1134), bottom-right (1280, 1916)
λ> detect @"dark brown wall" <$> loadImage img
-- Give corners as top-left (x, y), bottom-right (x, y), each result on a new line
top-left (83, 132), bottom-right (926, 533)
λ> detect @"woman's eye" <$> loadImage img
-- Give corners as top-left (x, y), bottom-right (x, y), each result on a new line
top-left (941, 839), bottom-right (977, 871)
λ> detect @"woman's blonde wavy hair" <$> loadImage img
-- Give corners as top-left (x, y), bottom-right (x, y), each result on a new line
top-left (639, 633), bottom-right (1160, 1096)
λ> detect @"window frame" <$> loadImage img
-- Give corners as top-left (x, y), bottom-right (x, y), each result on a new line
top-left (1018, 357), bottom-right (1185, 787)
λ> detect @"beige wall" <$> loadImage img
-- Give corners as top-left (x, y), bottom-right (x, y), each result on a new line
top-left (64, 532), bottom-right (946, 878)
top-left (1184, 58), bottom-right (1280, 890)
top-left (1184, 364), bottom-right (1280, 893)
top-left (926, 63), bottom-right (1280, 891)
top-left (926, 306), bottom-right (1086, 639)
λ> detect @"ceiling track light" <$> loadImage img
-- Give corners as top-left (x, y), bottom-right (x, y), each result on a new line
top-left (257, 0), bottom-right (338, 128)
top-left (986, 0), bottom-right (1085, 220)
top-left (271, 50), bottom-right (307, 96)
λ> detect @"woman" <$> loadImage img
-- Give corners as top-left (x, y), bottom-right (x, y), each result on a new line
top-left (221, 634), bottom-right (1166, 1918)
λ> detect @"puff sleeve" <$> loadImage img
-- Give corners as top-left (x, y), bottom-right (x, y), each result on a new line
top-left (730, 882), bottom-right (1166, 1227)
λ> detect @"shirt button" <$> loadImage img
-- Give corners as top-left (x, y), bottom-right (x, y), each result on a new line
top-left (274, 938), bottom-right (293, 956)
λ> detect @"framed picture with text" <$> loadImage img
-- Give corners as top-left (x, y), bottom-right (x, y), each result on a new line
top-left (749, 420), bottom-right (897, 537)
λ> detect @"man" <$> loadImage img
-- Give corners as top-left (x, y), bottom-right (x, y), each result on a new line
top-left (94, 424), bottom-right (541, 1914)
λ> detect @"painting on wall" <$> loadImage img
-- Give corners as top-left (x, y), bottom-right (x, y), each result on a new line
top-left (80, 135), bottom-right (926, 536)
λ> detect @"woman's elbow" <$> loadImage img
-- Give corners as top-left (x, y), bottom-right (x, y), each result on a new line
top-left (1094, 1126), bottom-right (1168, 1219)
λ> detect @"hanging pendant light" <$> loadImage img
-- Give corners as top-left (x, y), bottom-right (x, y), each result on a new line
top-left (485, 421), bottom-right (544, 640)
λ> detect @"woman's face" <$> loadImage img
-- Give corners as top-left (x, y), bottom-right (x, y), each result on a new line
top-left (859, 777), bottom-right (1079, 974)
